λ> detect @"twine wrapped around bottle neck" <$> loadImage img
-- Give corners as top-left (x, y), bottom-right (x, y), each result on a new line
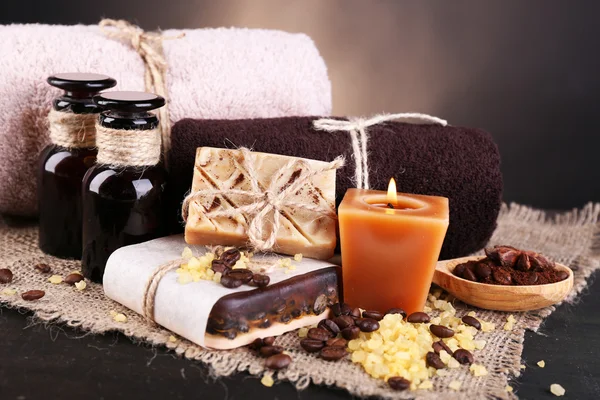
top-left (47, 109), bottom-right (98, 149)
top-left (99, 19), bottom-right (185, 168)
top-left (313, 113), bottom-right (447, 189)
top-left (96, 124), bottom-right (161, 167)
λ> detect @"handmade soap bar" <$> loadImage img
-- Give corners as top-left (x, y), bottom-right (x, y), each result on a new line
top-left (184, 147), bottom-right (338, 260)
top-left (103, 235), bottom-right (341, 349)
top-left (339, 189), bottom-right (449, 315)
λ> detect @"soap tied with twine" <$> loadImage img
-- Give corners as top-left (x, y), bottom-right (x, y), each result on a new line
top-left (182, 147), bottom-right (344, 260)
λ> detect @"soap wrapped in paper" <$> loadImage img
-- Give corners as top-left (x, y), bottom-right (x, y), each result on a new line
top-left (103, 235), bottom-right (341, 349)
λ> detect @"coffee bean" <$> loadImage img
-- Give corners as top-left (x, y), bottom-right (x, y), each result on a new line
top-left (432, 340), bottom-right (453, 355)
top-left (21, 290), bottom-right (45, 301)
top-left (341, 326), bottom-right (360, 340)
top-left (34, 263), bottom-right (51, 273)
top-left (270, 298), bottom-right (287, 315)
top-left (250, 273), bottom-right (270, 288)
top-left (388, 376), bottom-right (411, 391)
top-left (318, 319), bottom-right (341, 336)
top-left (280, 314), bottom-right (291, 323)
top-left (407, 312), bottom-right (430, 323)
top-left (461, 315), bottom-right (481, 330)
top-left (453, 349), bottom-right (474, 365)
top-left (223, 330), bottom-right (237, 340)
top-left (333, 315), bottom-right (355, 330)
top-left (0, 268), bottom-right (13, 284)
top-left (291, 309), bottom-right (302, 319)
top-left (356, 318), bottom-right (379, 332)
top-left (313, 294), bottom-right (328, 315)
top-left (517, 253), bottom-right (532, 272)
top-left (259, 319), bottom-right (271, 329)
top-left (385, 308), bottom-right (407, 318)
top-left (300, 338), bottom-right (326, 353)
top-left (475, 262), bottom-right (492, 279)
top-left (226, 269), bottom-right (253, 284)
top-left (350, 307), bottom-right (361, 318)
top-left (326, 338), bottom-right (347, 347)
top-left (362, 310), bottom-right (384, 321)
top-left (211, 260), bottom-right (230, 274)
top-left (64, 273), bottom-right (84, 285)
top-left (515, 272), bottom-right (539, 285)
top-left (492, 269), bottom-right (512, 285)
top-left (330, 302), bottom-right (351, 317)
top-left (220, 274), bottom-right (243, 288)
top-left (463, 267), bottom-right (478, 282)
top-left (263, 336), bottom-right (276, 346)
top-left (430, 324), bottom-right (455, 338)
top-left (556, 270), bottom-right (569, 281)
top-left (307, 327), bottom-right (331, 341)
top-left (249, 338), bottom-right (264, 350)
top-left (320, 346), bottom-right (347, 361)
top-left (220, 248), bottom-right (241, 267)
top-left (260, 345), bottom-right (284, 357)
top-left (265, 353), bottom-right (291, 370)
top-left (426, 351), bottom-right (445, 369)
top-left (453, 263), bottom-right (466, 277)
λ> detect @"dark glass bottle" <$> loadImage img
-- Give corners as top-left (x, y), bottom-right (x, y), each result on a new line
top-left (38, 73), bottom-right (117, 259)
top-left (81, 91), bottom-right (168, 283)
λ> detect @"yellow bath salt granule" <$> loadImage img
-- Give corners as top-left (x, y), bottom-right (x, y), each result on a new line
top-left (481, 321), bottom-right (496, 332)
top-left (168, 335), bottom-right (178, 343)
top-left (520, 364), bottom-right (526, 370)
top-left (294, 253), bottom-right (303, 262)
top-left (418, 380), bottom-right (433, 390)
top-left (48, 275), bottom-right (63, 284)
top-left (261, 373), bottom-right (274, 387)
top-left (506, 385), bottom-right (514, 392)
top-left (1, 288), bottom-right (17, 296)
top-left (181, 247), bottom-right (193, 260)
top-left (74, 280), bottom-right (87, 291)
top-left (537, 360), bottom-right (546, 368)
top-left (469, 364), bottom-right (488, 377)
top-left (113, 312), bottom-right (127, 323)
top-left (448, 380), bottom-right (462, 390)
top-left (298, 327), bottom-right (309, 338)
top-left (550, 384), bottom-right (565, 396)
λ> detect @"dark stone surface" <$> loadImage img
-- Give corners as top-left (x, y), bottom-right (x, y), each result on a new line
top-left (0, 271), bottom-right (598, 399)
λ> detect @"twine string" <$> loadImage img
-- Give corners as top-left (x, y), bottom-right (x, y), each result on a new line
top-left (99, 18), bottom-right (185, 168)
top-left (313, 113), bottom-right (447, 189)
top-left (47, 109), bottom-right (98, 148)
top-left (182, 148), bottom-right (345, 252)
top-left (95, 124), bottom-right (161, 167)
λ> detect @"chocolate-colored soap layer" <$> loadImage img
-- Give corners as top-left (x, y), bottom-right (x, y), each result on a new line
top-left (168, 117), bottom-right (502, 259)
top-left (206, 266), bottom-right (341, 340)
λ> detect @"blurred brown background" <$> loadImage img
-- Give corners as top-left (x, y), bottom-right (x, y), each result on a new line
top-left (2, 0), bottom-right (600, 209)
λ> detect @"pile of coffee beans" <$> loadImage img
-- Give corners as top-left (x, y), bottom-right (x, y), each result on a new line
top-left (212, 249), bottom-right (270, 289)
top-left (453, 245), bottom-right (569, 285)
top-left (250, 336), bottom-right (292, 370)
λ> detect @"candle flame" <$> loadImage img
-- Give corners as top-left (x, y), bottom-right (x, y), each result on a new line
top-left (387, 178), bottom-right (398, 204)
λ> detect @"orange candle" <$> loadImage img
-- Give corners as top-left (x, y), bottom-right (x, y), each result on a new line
top-left (338, 179), bottom-right (449, 315)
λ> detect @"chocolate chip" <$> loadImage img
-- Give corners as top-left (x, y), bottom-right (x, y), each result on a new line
top-left (64, 273), bottom-right (84, 285)
top-left (362, 310), bottom-right (384, 321)
top-left (313, 294), bottom-right (328, 315)
top-left (211, 260), bottom-right (230, 274)
top-left (332, 315), bottom-right (355, 330)
top-left (300, 338), bottom-right (326, 353)
top-left (432, 340), bottom-right (453, 355)
top-left (461, 315), bottom-right (481, 330)
top-left (492, 269), bottom-right (512, 285)
top-left (326, 337), bottom-right (347, 347)
top-left (462, 267), bottom-right (478, 282)
top-left (220, 248), bottom-right (241, 267)
top-left (385, 308), bottom-right (407, 318)
top-left (250, 273), bottom-right (270, 288)
top-left (320, 346), bottom-right (347, 361)
top-left (220, 274), bottom-right (243, 288)
top-left (356, 318), bottom-right (379, 332)
top-left (453, 349), bottom-right (474, 365)
top-left (307, 327), bottom-right (331, 341)
top-left (264, 353), bottom-right (291, 370)
top-left (350, 307), bottom-right (362, 318)
top-left (430, 324), bottom-right (455, 338)
top-left (0, 268), bottom-right (13, 284)
top-left (341, 326), bottom-right (360, 340)
top-left (21, 290), bottom-right (45, 301)
top-left (34, 263), bottom-right (51, 273)
top-left (263, 336), bottom-right (276, 346)
top-left (388, 376), bottom-right (411, 391)
top-left (318, 319), bottom-right (341, 336)
top-left (475, 262), bottom-right (492, 279)
top-left (426, 351), bottom-right (445, 369)
top-left (225, 269), bottom-right (253, 284)
top-left (259, 345), bottom-right (284, 357)
top-left (407, 312), bottom-right (430, 323)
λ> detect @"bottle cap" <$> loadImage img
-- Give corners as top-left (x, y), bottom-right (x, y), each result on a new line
top-left (47, 73), bottom-right (117, 93)
top-left (93, 91), bottom-right (165, 114)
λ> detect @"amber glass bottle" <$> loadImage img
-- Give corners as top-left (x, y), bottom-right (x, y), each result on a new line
top-left (38, 73), bottom-right (117, 259)
top-left (81, 92), bottom-right (167, 282)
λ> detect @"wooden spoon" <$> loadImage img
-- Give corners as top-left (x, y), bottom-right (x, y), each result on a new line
top-left (432, 256), bottom-right (574, 311)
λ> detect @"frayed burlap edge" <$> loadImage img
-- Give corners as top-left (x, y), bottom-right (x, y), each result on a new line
top-left (1, 202), bottom-right (599, 400)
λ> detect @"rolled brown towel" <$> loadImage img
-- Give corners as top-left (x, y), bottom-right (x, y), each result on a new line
top-left (167, 116), bottom-right (502, 260)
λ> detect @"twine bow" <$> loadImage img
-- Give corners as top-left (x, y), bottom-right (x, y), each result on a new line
top-left (99, 19), bottom-right (185, 168)
top-left (313, 113), bottom-right (447, 189)
top-left (182, 148), bottom-right (345, 252)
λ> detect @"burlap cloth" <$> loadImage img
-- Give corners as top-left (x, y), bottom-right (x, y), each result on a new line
top-left (1, 203), bottom-right (599, 399)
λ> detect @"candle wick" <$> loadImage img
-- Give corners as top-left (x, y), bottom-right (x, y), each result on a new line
top-left (387, 203), bottom-right (395, 209)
